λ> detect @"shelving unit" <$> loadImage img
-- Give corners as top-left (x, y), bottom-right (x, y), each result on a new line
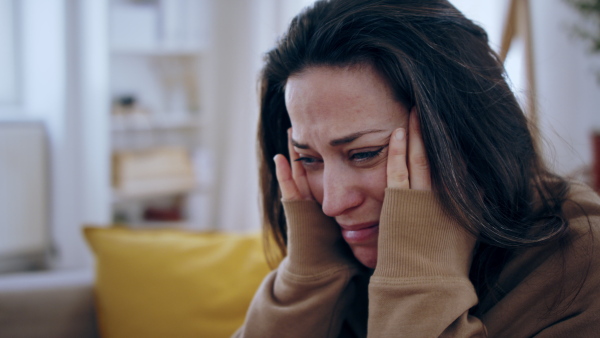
top-left (111, 46), bottom-right (205, 56)
top-left (108, 0), bottom-right (213, 228)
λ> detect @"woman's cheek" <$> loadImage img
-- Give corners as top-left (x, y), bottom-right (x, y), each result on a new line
top-left (363, 163), bottom-right (388, 201)
top-left (307, 172), bottom-right (324, 204)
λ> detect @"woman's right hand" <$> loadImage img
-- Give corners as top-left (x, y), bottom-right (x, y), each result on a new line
top-left (273, 128), bottom-right (358, 273)
top-left (274, 128), bottom-right (313, 201)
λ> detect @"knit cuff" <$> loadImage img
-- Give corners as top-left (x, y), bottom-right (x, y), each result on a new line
top-left (374, 189), bottom-right (476, 279)
top-left (282, 200), bottom-right (356, 276)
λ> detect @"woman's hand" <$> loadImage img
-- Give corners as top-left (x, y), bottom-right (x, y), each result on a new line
top-left (274, 128), bottom-right (357, 273)
top-left (274, 128), bottom-right (313, 201)
top-left (387, 108), bottom-right (431, 190)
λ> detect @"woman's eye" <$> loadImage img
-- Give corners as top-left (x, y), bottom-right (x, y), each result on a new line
top-left (295, 157), bottom-right (316, 164)
top-left (294, 156), bottom-right (322, 169)
top-left (349, 146), bottom-right (387, 163)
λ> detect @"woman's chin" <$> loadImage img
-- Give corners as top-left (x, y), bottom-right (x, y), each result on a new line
top-left (351, 246), bottom-right (378, 269)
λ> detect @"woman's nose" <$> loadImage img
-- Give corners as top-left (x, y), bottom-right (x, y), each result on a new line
top-left (320, 167), bottom-right (362, 217)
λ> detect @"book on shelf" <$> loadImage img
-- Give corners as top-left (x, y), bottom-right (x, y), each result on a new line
top-left (112, 146), bottom-right (196, 200)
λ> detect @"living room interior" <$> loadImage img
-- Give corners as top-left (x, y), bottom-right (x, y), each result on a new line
top-left (0, 0), bottom-right (599, 337)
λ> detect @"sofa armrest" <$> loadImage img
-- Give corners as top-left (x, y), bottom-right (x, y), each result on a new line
top-left (0, 269), bottom-right (98, 338)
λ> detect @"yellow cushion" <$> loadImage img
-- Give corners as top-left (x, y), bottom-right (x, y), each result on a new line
top-left (83, 227), bottom-right (271, 338)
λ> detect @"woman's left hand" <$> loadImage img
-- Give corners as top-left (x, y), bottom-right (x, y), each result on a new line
top-left (387, 108), bottom-right (431, 190)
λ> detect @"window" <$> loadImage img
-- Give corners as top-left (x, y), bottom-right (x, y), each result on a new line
top-left (0, 0), bottom-right (19, 108)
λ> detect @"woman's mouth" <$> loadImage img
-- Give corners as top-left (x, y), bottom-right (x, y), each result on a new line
top-left (339, 222), bottom-right (379, 243)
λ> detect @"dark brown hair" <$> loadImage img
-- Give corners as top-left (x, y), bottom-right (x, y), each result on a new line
top-left (257, 0), bottom-right (570, 304)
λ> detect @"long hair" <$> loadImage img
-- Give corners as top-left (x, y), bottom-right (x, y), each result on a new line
top-left (257, 0), bottom-right (570, 303)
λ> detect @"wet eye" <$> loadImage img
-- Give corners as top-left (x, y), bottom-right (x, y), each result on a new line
top-left (349, 146), bottom-right (387, 163)
top-left (295, 157), bottom-right (316, 164)
top-left (294, 156), bottom-right (323, 169)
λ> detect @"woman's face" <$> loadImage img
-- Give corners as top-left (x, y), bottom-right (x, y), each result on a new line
top-left (285, 65), bottom-right (409, 268)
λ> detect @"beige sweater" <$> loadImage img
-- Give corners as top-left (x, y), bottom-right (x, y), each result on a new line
top-left (234, 184), bottom-right (600, 337)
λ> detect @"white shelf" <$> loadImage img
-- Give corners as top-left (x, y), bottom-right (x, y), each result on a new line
top-left (111, 114), bottom-right (202, 132)
top-left (108, 0), bottom-right (212, 229)
top-left (112, 188), bottom-right (195, 204)
top-left (112, 182), bottom-right (197, 204)
top-left (111, 45), bottom-right (205, 56)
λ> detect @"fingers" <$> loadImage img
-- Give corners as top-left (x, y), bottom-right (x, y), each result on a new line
top-left (287, 129), bottom-right (312, 199)
top-left (288, 128), bottom-right (311, 199)
top-left (386, 108), bottom-right (432, 190)
top-left (274, 128), bottom-right (312, 201)
top-left (407, 109), bottom-right (431, 190)
top-left (387, 128), bottom-right (410, 189)
top-left (274, 154), bottom-right (302, 200)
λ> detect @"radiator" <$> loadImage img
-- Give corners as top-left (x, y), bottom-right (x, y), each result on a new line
top-left (0, 122), bottom-right (49, 272)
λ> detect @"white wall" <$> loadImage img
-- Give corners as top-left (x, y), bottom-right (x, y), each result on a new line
top-left (19, 0), bottom-right (110, 270)
top-left (205, 0), bottom-right (314, 232)
top-left (21, 0), bottom-right (81, 269)
top-left (530, 0), bottom-right (600, 175)
top-left (453, 0), bottom-right (600, 176)
top-left (0, 0), bottom-right (18, 105)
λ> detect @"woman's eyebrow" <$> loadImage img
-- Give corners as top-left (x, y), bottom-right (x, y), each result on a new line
top-left (329, 129), bottom-right (386, 146)
top-left (291, 129), bottom-right (387, 149)
top-left (291, 139), bottom-right (310, 149)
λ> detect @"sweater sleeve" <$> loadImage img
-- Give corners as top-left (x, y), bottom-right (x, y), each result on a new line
top-left (233, 200), bottom-right (361, 338)
top-left (367, 188), bottom-right (485, 337)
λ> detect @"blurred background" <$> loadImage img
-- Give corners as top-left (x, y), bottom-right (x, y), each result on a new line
top-left (0, 0), bottom-right (599, 274)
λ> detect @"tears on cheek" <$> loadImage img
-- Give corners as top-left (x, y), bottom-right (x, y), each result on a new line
top-left (307, 172), bottom-right (324, 204)
top-left (364, 164), bottom-right (388, 201)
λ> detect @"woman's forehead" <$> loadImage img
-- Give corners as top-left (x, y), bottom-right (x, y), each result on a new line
top-left (285, 65), bottom-right (407, 142)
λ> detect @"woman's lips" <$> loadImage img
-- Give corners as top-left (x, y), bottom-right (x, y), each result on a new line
top-left (339, 223), bottom-right (379, 243)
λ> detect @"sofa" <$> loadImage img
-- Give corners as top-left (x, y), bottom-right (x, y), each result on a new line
top-left (0, 227), bottom-right (273, 338)
top-left (0, 269), bottom-right (99, 338)
top-left (0, 269), bottom-right (98, 338)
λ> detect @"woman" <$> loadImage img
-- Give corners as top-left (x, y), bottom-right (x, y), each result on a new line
top-left (235, 0), bottom-right (600, 336)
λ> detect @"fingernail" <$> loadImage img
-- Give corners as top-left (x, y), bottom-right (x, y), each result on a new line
top-left (395, 128), bottom-right (405, 141)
